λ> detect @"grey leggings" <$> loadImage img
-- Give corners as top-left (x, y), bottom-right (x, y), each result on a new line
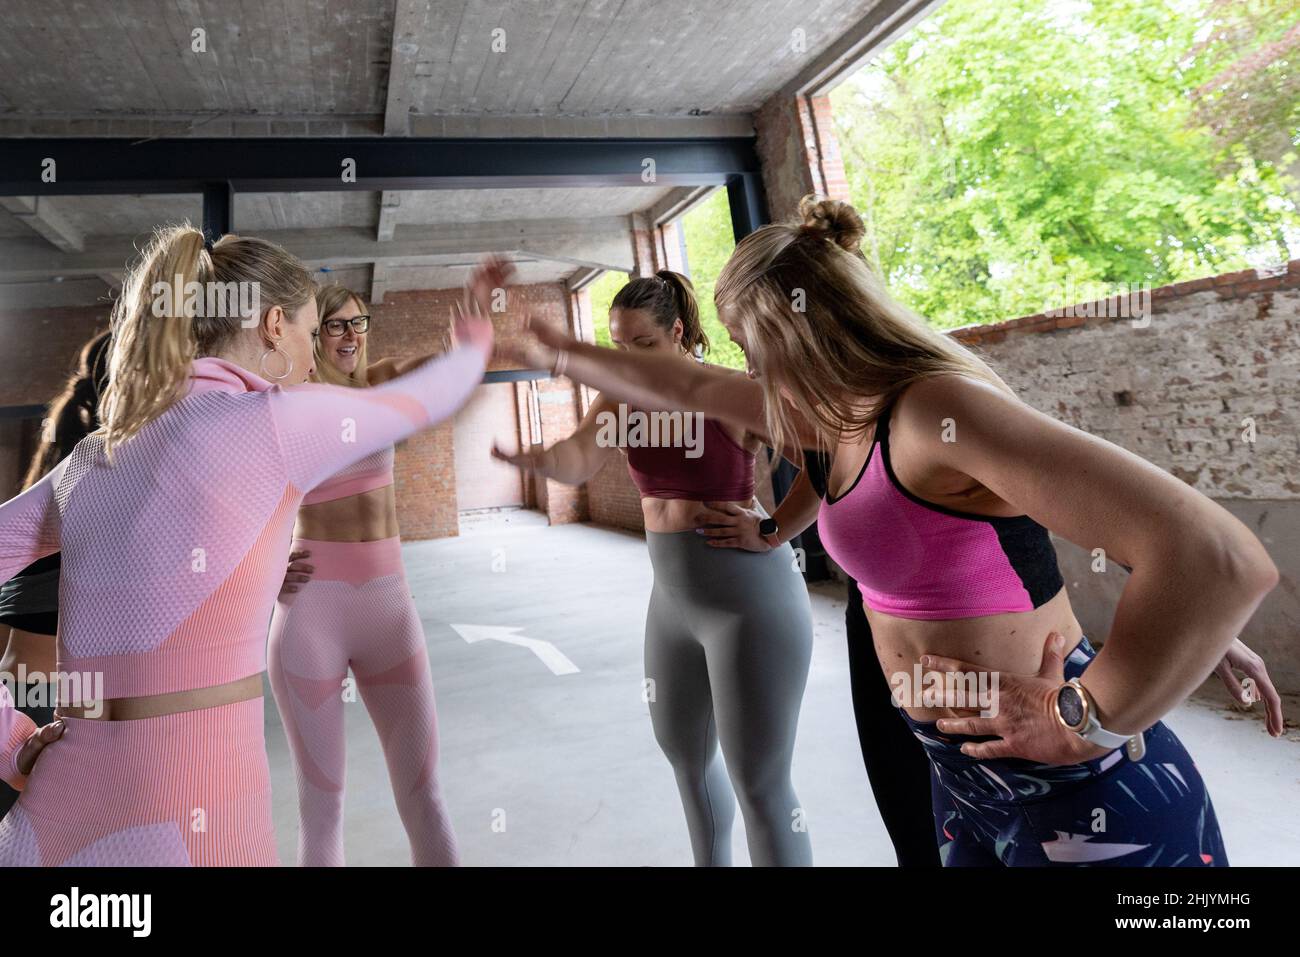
top-left (644, 529), bottom-right (814, 866)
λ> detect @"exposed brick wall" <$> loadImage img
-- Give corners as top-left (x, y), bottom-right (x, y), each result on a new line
top-left (754, 92), bottom-right (851, 221)
top-left (586, 451), bottom-right (645, 531)
top-left (368, 281), bottom-right (583, 537)
top-left (0, 305), bottom-right (109, 407)
top-left (0, 304), bottom-right (110, 493)
top-left (948, 264), bottom-right (1300, 500)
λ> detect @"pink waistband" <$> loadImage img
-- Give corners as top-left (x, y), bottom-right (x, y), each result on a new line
top-left (23, 696), bottom-right (269, 819)
top-left (300, 473), bottom-right (394, 506)
top-left (291, 536), bottom-right (406, 584)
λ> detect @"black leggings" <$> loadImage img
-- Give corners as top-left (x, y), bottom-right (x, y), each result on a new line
top-left (844, 578), bottom-right (941, 867)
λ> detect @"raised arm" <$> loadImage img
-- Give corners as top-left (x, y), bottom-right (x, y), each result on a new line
top-left (505, 317), bottom-right (823, 450)
top-left (492, 391), bottom-right (619, 486)
top-left (273, 326), bottom-right (491, 495)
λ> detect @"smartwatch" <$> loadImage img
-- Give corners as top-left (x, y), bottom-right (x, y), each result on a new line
top-left (1054, 678), bottom-right (1146, 761)
top-left (758, 517), bottom-right (780, 549)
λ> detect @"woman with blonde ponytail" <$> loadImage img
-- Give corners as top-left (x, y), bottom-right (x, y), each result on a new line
top-left (504, 195), bottom-right (1278, 867)
top-left (269, 259), bottom-right (511, 867)
top-left (0, 223), bottom-right (493, 866)
top-left (494, 269), bottom-right (816, 867)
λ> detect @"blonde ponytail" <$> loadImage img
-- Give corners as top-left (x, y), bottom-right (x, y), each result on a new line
top-left (99, 223), bottom-right (315, 461)
top-left (100, 226), bottom-right (206, 460)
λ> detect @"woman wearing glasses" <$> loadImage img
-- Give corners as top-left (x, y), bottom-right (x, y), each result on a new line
top-left (268, 261), bottom-right (510, 866)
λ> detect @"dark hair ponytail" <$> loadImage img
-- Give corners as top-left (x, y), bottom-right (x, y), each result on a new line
top-left (610, 269), bottom-right (709, 356)
top-left (23, 330), bottom-right (112, 490)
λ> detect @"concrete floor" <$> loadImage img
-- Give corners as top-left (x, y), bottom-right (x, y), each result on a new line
top-left (261, 512), bottom-right (1300, 866)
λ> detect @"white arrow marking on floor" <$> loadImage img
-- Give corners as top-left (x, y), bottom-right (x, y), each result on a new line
top-left (450, 624), bottom-right (579, 676)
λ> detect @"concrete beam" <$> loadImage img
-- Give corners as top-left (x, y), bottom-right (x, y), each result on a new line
top-left (370, 263), bottom-right (393, 304)
top-left (565, 267), bottom-right (605, 293)
top-left (648, 186), bottom-right (716, 227)
top-left (377, 191), bottom-right (401, 241)
top-left (778, 0), bottom-right (944, 98)
top-left (0, 196), bottom-right (85, 252)
top-left (0, 277), bottom-right (110, 310)
top-left (409, 113), bottom-right (755, 139)
top-left (377, 2), bottom-right (419, 282)
top-left (0, 218), bottom-right (638, 281)
top-left (384, 0), bottom-right (425, 137)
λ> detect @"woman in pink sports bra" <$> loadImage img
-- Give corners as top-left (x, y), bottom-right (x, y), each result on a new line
top-left (493, 271), bottom-right (815, 866)
top-left (268, 260), bottom-right (507, 867)
top-left (0, 226), bottom-right (492, 866)
top-left (504, 197), bottom-right (1280, 867)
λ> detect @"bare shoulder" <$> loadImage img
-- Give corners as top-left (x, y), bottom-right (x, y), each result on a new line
top-left (886, 373), bottom-right (1042, 508)
top-left (893, 373), bottom-right (1019, 427)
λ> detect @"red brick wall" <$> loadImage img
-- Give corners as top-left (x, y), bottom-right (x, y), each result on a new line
top-left (368, 281), bottom-right (583, 537)
top-left (0, 304), bottom-right (110, 493)
top-left (0, 305), bottom-right (110, 407)
top-left (947, 262), bottom-right (1300, 498)
top-left (754, 92), bottom-right (851, 221)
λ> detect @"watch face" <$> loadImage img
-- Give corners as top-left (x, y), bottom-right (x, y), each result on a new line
top-left (758, 518), bottom-right (778, 536)
top-left (1056, 685), bottom-right (1085, 729)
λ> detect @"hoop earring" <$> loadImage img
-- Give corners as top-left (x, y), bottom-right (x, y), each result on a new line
top-left (259, 344), bottom-right (294, 381)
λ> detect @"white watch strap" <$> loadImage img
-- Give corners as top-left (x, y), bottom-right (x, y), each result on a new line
top-left (1080, 719), bottom-right (1132, 749)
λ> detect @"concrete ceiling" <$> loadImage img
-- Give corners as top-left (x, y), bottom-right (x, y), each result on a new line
top-left (0, 0), bottom-right (890, 121)
top-left (0, 0), bottom-right (928, 309)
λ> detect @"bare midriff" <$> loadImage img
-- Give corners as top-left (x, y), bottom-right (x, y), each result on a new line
top-left (640, 495), bottom-right (759, 533)
top-left (0, 627), bottom-right (57, 678)
top-left (55, 672), bottom-right (264, 721)
top-left (294, 483), bottom-right (400, 542)
top-left (869, 587), bottom-right (1084, 723)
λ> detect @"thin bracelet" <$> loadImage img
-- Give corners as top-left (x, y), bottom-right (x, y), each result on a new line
top-left (551, 349), bottom-right (569, 378)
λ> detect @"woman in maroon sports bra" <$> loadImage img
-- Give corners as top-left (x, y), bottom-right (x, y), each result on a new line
top-left (494, 271), bottom-right (815, 867)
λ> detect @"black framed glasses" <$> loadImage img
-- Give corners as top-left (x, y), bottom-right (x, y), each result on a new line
top-left (322, 315), bottom-right (370, 337)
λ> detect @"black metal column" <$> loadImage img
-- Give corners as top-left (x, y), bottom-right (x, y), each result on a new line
top-left (202, 181), bottom-right (232, 242)
top-left (725, 172), bottom-right (768, 241)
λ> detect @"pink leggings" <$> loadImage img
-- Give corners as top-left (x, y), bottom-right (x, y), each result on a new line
top-left (267, 536), bottom-right (458, 866)
top-left (0, 697), bottom-right (277, 866)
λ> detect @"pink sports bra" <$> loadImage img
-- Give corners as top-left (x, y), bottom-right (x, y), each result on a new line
top-left (301, 446), bottom-right (395, 505)
top-left (815, 398), bottom-right (1063, 620)
top-left (626, 415), bottom-right (755, 502)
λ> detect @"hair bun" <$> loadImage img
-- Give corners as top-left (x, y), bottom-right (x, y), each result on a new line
top-left (798, 195), bottom-right (865, 253)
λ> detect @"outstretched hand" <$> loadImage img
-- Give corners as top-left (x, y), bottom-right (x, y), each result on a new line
top-left (491, 443), bottom-right (551, 474)
top-left (450, 300), bottom-right (495, 362)
top-left (493, 312), bottom-right (577, 369)
top-left (464, 253), bottom-right (515, 316)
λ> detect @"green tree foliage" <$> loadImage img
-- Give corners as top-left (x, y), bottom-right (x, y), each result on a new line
top-left (679, 189), bottom-right (744, 370)
top-left (830, 0), bottom-right (1300, 328)
top-left (585, 188), bottom-right (745, 370)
